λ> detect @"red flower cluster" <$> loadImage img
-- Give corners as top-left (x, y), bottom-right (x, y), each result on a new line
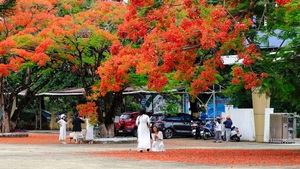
top-left (76, 102), bottom-right (98, 125)
top-left (276, 0), bottom-right (291, 5)
top-left (232, 66), bottom-right (268, 89)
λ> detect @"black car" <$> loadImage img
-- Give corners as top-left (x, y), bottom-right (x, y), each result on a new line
top-left (150, 113), bottom-right (201, 139)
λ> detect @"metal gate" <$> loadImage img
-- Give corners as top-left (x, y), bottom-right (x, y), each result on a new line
top-left (269, 113), bottom-right (296, 143)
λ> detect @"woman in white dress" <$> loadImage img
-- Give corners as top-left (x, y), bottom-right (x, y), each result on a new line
top-left (85, 118), bottom-right (94, 144)
top-left (58, 114), bottom-right (69, 144)
top-left (135, 109), bottom-right (151, 152)
top-left (151, 126), bottom-right (165, 152)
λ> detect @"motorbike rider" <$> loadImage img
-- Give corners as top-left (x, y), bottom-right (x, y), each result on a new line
top-left (223, 116), bottom-right (233, 142)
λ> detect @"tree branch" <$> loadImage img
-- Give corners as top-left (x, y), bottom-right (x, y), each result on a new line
top-left (0, 0), bottom-right (16, 17)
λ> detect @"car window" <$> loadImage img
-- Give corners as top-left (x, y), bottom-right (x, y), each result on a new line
top-left (192, 116), bottom-right (198, 121)
top-left (150, 115), bottom-right (164, 121)
top-left (165, 116), bottom-right (181, 121)
top-left (180, 114), bottom-right (191, 121)
top-left (120, 114), bottom-right (131, 119)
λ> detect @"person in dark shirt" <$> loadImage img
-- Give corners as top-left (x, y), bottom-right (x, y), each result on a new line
top-left (72, 113), bottom-right (85, 144)
top-left (223, 116), bottom-right (233, 142)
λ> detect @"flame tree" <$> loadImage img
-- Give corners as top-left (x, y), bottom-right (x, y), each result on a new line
top-left (96, 0), bottom-right (268, 99)
top-left (230, 0), bottom-right (300, 111)
top-left (0, 0), bottom-right (62, 132)
top-left (0, 0), bottom-right (127, 136)
top-left (101, 0), bottom-right (299, 113)
top-left (0, 0), bottom-right (104, 132)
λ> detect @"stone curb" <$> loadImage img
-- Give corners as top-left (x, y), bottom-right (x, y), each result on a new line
top-left (0, 133), bottom-right (29, 137)
top-left (93, 137), bottom-right (137, 144)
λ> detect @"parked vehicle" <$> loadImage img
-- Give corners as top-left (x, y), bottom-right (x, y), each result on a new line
top-left (191, 120), bottom-right (204, 139)
top-left (114, 112), bottom-right (139, 137)
top-left (222, 126), bottom-right (242, 142)
top-left (150, 113), bottom-right (201, 139)
top-left (202, 120), bottom-right (216, 140)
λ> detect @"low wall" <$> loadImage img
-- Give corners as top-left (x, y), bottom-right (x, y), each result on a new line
top-left (223, 105), bottom-right (256, 141)
top-left (224, 105), bottom-right (274, 142)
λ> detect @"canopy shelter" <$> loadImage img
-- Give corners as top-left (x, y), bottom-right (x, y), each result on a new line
top-left (16, 88), bottom-right (86, 129)
top-left (37, 88), bottom-right (86, 96)
top-left (38, 88), bottom-right (86, 129)
top-left (122, 85), bottom-right (225, 120)
top-left (122, 87), bottom-right (189, 114)
top-left (18, 88), bottom-right (86, 96)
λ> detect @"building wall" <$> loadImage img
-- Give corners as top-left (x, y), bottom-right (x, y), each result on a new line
top-left (264, 108), bottom-right (274, 142)
top-left (223, 105), bottom-right (274, 142)
top-left (223, 105), bottom-right (256, 141)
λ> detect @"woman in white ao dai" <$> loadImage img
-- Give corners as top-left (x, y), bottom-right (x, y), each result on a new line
top-left (136, 109), bottom-right (151, 152)
top-left (151, 126), bottom-right (165, 152)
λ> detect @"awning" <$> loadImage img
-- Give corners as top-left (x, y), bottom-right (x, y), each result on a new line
top-left (18, 88), bottom-right (86, 96)
top-left (37, 88), bottom-right (85, 96)
top-left (122, 87), bottom-right (186, 95)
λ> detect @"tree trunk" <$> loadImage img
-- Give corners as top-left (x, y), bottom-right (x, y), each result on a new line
top-left (95, 91), bottom-right (124, 138)
top-left (98, 123), bottom-right (107, 138)
top-left (106, 123), bottom-right (115, 138)
top-left (0, 76), bottom-right (10, 133)
top-left (1, 111), bottom-right (10, 133)
top-left (105, 91), bottom-right (123, 138)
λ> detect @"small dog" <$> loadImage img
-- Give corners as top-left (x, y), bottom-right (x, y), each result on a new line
top-left (72, 132), bottom-right (84, 144)
top-left (77, 132), bottom-right (84, 144)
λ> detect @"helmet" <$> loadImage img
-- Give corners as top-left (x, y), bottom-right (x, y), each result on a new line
top-left (216, 116), bottom-right (221, 120)
top-left (226, 116), bottom-right (231, 119)
top-left (61, 114), bottom-right (66, 118)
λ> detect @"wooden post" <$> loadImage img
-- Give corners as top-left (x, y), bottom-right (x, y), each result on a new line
top-left (50, 111), bottom-right (56, 130)
top-left (67, 111), bottom-right (72, 131)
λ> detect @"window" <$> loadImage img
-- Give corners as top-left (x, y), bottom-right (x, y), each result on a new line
top-left (120, 114), bottom-right (131, 119)
top-left (181, 114), bottom-right (191, 121)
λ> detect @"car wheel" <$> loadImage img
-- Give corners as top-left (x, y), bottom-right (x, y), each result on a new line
top-left (163, 128), bottom-right (173, 139)
top-left (133, 128), bottom-right (137, 137)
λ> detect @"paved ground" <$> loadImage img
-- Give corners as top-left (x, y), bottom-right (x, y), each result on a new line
top-left (0, 130), bottom-right (299, 169)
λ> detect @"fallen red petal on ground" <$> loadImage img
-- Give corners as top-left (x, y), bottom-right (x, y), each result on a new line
top-left (0, 133), bottom-right (58, 144)
top-left (1, 133), bottom-right (300, 166)
top-left (93, 149), bottom-right (300, 166)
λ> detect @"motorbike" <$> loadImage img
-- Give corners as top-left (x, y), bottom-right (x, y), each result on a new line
top-left (191, 121), bottom-right (203, 139)
top-left (202, 121), bottom-right (216, 140)
top-left (222, 126), bottom-right (242, 142)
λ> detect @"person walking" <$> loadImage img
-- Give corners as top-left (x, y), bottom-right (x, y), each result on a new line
top-left (151, 126), bottom-right (165, 152)
top-left (72, 113), bottom-right (85, 144)
top-left (214, 117), bottom-right (222, 143)
top-left (135, 109), bottom-right (151, 152)
top-left (85, 117), bottom-right (94, 144)
top-left (58, 114), bottom-right (70, 144)
top-left (223, 116), bottom-right (233, 142)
